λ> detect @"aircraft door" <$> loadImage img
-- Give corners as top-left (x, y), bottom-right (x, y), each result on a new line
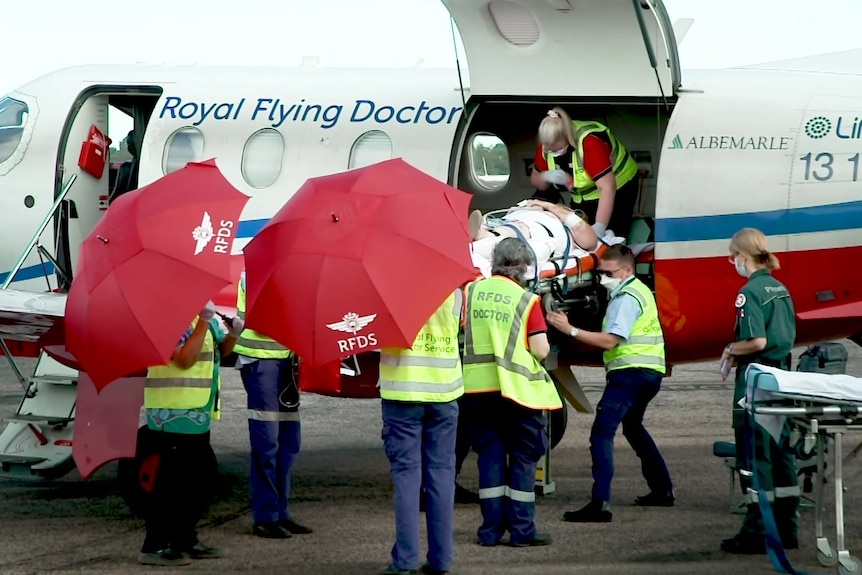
top-left (58, 94), bottom-right (111, 285)
top-left (441, 0), bottom-right (682, 99)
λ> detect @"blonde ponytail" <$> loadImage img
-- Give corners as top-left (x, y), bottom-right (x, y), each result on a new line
top-left (538, 107), bottom-right (576, 149)
top-left (729, 227), bottom-right (780, 271)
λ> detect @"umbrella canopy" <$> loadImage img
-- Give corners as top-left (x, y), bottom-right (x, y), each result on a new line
top-left (243, 158), bottom-right (478, 368)
top-left (65, 159), bottom-right (249, 390)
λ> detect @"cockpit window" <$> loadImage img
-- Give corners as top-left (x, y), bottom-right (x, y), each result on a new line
top-left (0, 97), bottom-right (29, 164)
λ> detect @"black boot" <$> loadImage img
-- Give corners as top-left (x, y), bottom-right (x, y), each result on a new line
top-left (773, 496), bottom-right (800, 549)
top-left (721, 503), bottom-right (765, 554)
top-left (562, 499), bottom-right (612, 523)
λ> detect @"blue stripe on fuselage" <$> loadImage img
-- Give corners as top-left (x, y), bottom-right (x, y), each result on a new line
top-left (654, 200), bottom-right (862, 243)
top-left (3, 201), bottom-right (859, 283)
top-left (0, 262), bottom-right (56, 284)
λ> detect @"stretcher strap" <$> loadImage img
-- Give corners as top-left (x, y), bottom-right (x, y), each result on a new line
top-left (747, 372), bottom-right (808, 575)
top-left (498, 223), bottom-right (539, 290)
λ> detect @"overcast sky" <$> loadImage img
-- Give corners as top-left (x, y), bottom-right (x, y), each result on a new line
top-left (2, 0), bottom-right (860, 97)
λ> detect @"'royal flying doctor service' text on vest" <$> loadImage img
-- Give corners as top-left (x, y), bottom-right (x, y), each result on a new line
top-left (462, 277), bottom-right (562, 411)
top-left (378, 291), bottom-right (464, 403)
top-left (546, 120), bottom-right (638, 204)
top-left (602, 277), bottom-right (666, 375)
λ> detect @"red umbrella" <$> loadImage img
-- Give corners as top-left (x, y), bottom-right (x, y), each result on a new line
top-left (65, 159), bottom-right (249, 390)
top-left (243, 158), bottom-right (478, 368)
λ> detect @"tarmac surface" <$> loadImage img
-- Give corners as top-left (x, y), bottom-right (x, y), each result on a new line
top-left (1, 343), bottom-right (862, 574)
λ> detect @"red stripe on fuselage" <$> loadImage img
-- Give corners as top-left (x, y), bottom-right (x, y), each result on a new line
top-left (655, 246), bottom-right (862, 364)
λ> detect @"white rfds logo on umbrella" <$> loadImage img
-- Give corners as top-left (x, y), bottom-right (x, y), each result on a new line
top-left (192, 211), bottom-right (235, 255)
top-left (327, 312), bottom-right (378, 353)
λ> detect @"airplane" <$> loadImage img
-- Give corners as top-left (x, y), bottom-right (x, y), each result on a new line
top-left (0, 0), bottom-right (861, 513)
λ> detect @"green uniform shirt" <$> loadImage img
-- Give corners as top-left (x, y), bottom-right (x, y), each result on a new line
top-left (146, 319), bottom-right (224, 434)
top-left (731, 269), bottom-right (796, 427)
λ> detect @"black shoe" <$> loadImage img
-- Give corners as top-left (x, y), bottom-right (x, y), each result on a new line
top-left (454, 481), bottom-right (480, 505)
top-left (421, 563), bottom-right (448, 575)
top-left (508, 532), bottom-right (552, 547)
top-left (720, 534), bottom-right (766, 554)
top-left (562, 500), bottom-right (612, 523)
top-left (252, 522), bottom-right (292, 539)
top-left (138, 549), bottom-right (192, 566)
top-left (634, 490), bottom-right (675, 507)
top-left (380, 564), bottom-right (418, 575)
top-left (475, 537), bottom-right (498, 547)
top-left (279, 517), bottom-right (313, 534)
top-left (180, 541), bottom-right (221, 559)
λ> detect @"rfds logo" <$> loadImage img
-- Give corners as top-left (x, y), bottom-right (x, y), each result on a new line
top-left (192, 211), bottom-right (235, 255)
top-left (667, 134), bottom-right (683, 150)
top-left (326, 312), bottom-right (378, 353)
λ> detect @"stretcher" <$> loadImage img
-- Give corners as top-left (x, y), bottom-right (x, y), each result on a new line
top-left (743, 363), bottom-right (862, 574)
top-left (470, 209), bottom-right (655, 298)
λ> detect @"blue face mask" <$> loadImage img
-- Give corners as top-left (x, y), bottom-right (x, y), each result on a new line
top-left (733, 256), bottom-right (748, 278)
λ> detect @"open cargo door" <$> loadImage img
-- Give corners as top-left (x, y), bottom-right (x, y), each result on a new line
top-left (441, 0), bottom-right (682, 100)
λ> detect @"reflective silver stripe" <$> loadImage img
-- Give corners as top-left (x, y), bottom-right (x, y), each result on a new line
top-left (378, 378), bottom-right (464, 395)
top-left (464, 283), bottom-right (542, 381)
top-left (463, 354), bottom-right (549, 381)
top-left (479, 486), bottom-right (506, 499)
top-left (504, 291), bottom-right (535, 361)
top-left (605, 355), bottom-right (665, 370)
top-left (506, 486), bottom-right (536, 503)
top-left (248, 409), bottom-right (300, 422)
top-left (378, 355), bottom-right (459, 369)
top-left (237, 309), bottom-right (245, 320)
top-left (619, 285), bottom-right (647, 309)
top-left (145, 377), bottom-right (211, 389)
top-left (775, 485), bottom-right (801, 498)
top-left (744, 488), bottom-right (775, 504)
top-left (626, 335), bottom-right (664, 345)
top-left (464, 283), bottom-right (478, 357)
top-left (236, 336), bottom-right (288, 351)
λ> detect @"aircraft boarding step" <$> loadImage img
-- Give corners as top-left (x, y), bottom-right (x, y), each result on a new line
top-left (29, 375), bottom-right (78, 386)
top-left (0, 351), bottom-right (78, 479)
top-left (0, 454), bottom-right (48, 466)
top-left (3, 414), bottom-right (74, 425)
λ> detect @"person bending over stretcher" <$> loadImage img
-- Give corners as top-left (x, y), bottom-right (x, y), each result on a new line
top-left (469, 199), bottom-right (599, 265)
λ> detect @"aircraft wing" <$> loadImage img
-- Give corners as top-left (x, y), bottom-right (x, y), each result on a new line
top-left (0, 288), bottom-right (65, 342)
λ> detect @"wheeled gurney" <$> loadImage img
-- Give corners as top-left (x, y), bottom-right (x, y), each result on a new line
top-left (743, 363), bottom-right (862, 574)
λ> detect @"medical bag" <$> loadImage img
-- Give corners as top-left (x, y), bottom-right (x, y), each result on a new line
top-left (796, 341), bottom-right (848, 375)
top-left (77, 124), bottom-right (109, 178)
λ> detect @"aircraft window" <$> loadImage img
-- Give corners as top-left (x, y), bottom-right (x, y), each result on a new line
top-left (0, 96), bottom-right (29, 165)
top-left (469, 133), bottom-right (510, 192)
top-left (241, 129), bottom-right (285, 189)
top-left (348, 130), bottom-right (393, 169)
top-left (162, 126), bottom-right (204, 175)
top-left (488, 1), bottom-right (540, 47)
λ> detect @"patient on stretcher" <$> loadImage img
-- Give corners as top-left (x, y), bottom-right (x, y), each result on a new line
top-left (469, 199), bottom-right (608, 277)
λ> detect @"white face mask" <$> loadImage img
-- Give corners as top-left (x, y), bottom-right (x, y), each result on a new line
top-left (599, 273), bottom-right (623, 292)
top-left (732, 256), bottom-right (748, 278)
top-left (549, 147), bottom-right (568, 157)
top-left (521, 265), bottom-right (537, 284)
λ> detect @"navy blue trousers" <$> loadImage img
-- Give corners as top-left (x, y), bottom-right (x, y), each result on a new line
top-left (590, 367), bottom-right (672, 502)
top-left (382, 399), bottom-right (458, 572)
top-left (463, 393), bottom-right (547, 546)
top-left (240, 358), bottom-right (301, 525)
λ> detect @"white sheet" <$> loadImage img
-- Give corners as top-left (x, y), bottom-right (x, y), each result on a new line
top-left (739, 363), bottom-right (862, 442)
top-left (470, 232), bottom-right (631, 279)
top-left (746, 363), bottom-right (862, 403)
